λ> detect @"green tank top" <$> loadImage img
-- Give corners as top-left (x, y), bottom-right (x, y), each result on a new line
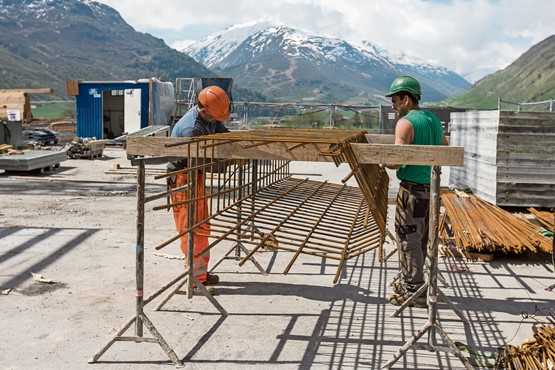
top-left (396, 109), bottom-right (443, 185)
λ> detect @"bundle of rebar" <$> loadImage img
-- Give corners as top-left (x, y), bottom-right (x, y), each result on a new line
top-left (439, 190), bottom-right (552, 254)
top-left (153, 129), bottom-right (389, 281)
top-left (494, 321), bottom-right (555, 370)
top-left (528, 207), bottom-right (555, 233)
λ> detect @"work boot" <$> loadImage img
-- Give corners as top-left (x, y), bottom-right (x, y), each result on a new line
top-left (392, 280), bottom-right (407, 295)
top-left (205, 273), bottom-right (219, 285)
top-left (192, 284), bottom-right (216, 296)
top-left (389, 292), bottom-right (427, 308)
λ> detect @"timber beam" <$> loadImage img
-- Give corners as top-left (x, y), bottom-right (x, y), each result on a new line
top-left (0, 88), bottom-right (54, 94)
top-left (127, 136), bottom-right (464, 167)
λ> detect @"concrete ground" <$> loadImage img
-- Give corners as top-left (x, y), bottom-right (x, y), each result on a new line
top-left (1, 147), bottom-right (554, 370)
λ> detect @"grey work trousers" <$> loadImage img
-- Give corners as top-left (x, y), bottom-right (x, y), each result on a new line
top-left (394, 184), bottom-right (431, 292)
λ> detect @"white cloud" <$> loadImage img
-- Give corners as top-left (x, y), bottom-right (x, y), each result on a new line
top-left (96, 0), bottom-right (555, 82)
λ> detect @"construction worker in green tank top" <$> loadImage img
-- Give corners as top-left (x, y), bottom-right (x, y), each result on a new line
top-left (384, 76), bottom-right (448, 307)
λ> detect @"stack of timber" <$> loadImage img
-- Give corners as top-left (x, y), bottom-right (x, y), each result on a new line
top-left (439, 190), bottom-right (552, 255)
top-left (449, 110), bottom-right (555, 208)
top-left (46, 120), bottom-right (76, 143)
top-left (0, 88), bottom-right (53, 121)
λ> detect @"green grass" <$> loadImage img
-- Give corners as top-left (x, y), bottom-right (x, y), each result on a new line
top-left (31, 102), bottom-right (75, 120)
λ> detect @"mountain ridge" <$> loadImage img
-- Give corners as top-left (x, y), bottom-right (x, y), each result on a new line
top-left (182, 22), bottom-right (471, 105)
top-left (1, 1), bottom-right (552, 110)
top-left (0, 0), bottom-right (212, 99)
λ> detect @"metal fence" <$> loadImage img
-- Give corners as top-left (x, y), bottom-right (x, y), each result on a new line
top-left (230, 102), bottom-right (381, 130)
top-left (498, 98), bottom-right (555, 112)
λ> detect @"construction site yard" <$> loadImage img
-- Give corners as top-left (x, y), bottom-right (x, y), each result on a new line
top-left (1, 146), bottom-right (554, 370)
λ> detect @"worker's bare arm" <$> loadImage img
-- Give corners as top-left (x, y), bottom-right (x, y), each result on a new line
top-left (384, 118), bottom-right (413, 169)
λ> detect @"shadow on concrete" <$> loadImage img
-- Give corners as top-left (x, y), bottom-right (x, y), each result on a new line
top-left (0, 226), bottom-right (99, 291)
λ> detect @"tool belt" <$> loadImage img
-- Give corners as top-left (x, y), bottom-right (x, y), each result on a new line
top-left (400, 180), bottom-right (430, 192)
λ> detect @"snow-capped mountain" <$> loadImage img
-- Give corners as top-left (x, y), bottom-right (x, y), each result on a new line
top-left (181, 22), bottom-right (470, 104)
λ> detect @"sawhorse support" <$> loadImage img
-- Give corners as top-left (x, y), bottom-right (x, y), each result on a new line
top-left (209, 239), bottom-right (268, 275)
top-left (383, 166), bottom-right (473, 370)
top-left (89, 160), bottom-right (183, 367)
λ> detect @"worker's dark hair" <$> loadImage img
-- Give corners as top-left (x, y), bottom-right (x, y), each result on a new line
top-left (397, 91), bottom-right (420, 104)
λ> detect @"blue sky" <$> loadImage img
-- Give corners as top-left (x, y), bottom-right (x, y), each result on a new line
top-left (96, 0), bottom-right (554, 83)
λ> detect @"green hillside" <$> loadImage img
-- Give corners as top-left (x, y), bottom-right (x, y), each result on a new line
top-left (0, 0), bottom-right (212, 99)
top-left (444, 35), bottom-right (555, 109)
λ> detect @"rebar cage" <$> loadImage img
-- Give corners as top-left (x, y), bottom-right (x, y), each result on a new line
top-left (153, 128), bottom-right (390, 282)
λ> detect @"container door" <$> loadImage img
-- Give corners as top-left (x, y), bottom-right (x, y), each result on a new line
top-left (124, 89), bottom-right (141, 134)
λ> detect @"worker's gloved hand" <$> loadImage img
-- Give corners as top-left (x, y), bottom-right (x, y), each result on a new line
top-left (166, 174), bottom-right (176, 187)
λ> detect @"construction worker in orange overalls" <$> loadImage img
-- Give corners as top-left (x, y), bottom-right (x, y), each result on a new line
top-left (167, 86), bottom-right (231, 295)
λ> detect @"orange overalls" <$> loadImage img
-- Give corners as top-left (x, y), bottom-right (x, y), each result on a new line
top-left (170, 172), bottom-right (211, 284)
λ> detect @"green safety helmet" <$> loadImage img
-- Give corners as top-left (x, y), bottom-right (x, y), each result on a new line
top-left (385, 75), bottom-right (422, 97)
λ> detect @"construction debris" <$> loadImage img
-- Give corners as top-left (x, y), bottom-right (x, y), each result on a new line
top-left (153, 253), bottom-right (184, 260)
top-left (440, 190), bottom-right (552, 255)
top-left (66, 138), bottom-right (106, 159)
top-left (440, 245), bottom-right (495, 262)
top-left (31, 273), bottom-right (58, 284)
top-left (0, 144), bottom-right (13, 154)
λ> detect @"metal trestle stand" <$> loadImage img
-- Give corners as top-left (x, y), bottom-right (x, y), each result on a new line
top-left (89, 160), bottom-right (183, 367)
top-left (383, 166), bottom-right (473, 370)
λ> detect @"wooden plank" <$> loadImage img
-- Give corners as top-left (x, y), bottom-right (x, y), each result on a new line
top-left (66, 80), bottom-right (80, 96)
top-left (0, 88), bottom-right (53, 94)
top-left (366, 134), bottom-right (450, 145)
top-left (2, 88), bottom-right (53, 94)
top-left (127, 136), bottom-right (337, 162)
top-left (365, 134), bottom-right (395, 144)
top-left (126, 136), bottom-right (464, 166)
top-left (350, 143), bottom-right (464, 166)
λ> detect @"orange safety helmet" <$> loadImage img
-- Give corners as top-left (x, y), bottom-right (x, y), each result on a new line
top-left (198, 86), bottom-right (230, 122)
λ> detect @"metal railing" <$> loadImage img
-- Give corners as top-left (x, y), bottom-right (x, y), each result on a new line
top-left (231, 101), bottom-right (381, 130)
top-left (498, 98), bottom-right (555, 112)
